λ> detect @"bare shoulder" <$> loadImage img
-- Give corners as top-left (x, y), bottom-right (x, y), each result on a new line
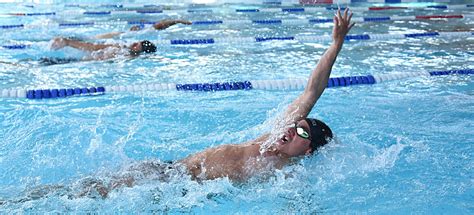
top-left (178, 133), bottom-right (271, 167)
top-left (179, 142), bottom-right (256, 164)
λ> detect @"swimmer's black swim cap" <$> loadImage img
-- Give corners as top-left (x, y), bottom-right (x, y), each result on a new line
top-left (141, 40), bottom-right (157, 53)
top-left (304, 118), bottom-right (333, 150)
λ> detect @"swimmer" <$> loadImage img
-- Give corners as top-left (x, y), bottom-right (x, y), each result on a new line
top-left (49, 37), bottom-right (157, 61)
top-left (91, 8), bottom-right (355, 197)
top-left (10, 8), bottom-right (354, 200)
top-left (177, 8), bottom-right (354, 181)
top-left (94, 19), bottom-right (192, 39)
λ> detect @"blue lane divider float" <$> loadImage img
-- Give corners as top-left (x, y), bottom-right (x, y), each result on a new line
top-left (59, 22), bottom-right (95, 27)
top-left (1, 69), bottom-right (472, 99)
top-left (309, 19), bottom-right (334, 23)
top-left (428, 5), bottom-right (448, 9)
top-left (136, 10), bottom-right (163, 14)
top-left (170, 39), bottom-right (215, 45)
top-left (282, 8), bottom-right (305, 12)
top-left (83, 11), bottom-right (111, 15)
top-left (363, 17), bottom-right (391, 22)
top-left (404, 32), bottom-right (439, 38)
top-left (1, 45), bottom-right (27, 49)
top-left (252, 20), bottom-right (282, 24)
top-left (0, 24), bottom-right (24, 29)
top-left (255, 36), bottom-right (295, 42)
top-left (26, 12), bottom-right (56, 16)
top-left (25, 87), bottom-right (105, 99)
top-left (429, 69), bottom-right (474, 76)
top-left (344, 34), bottom-right (370, 41)
top-left (192, 20), bottom-right (224, 25)
top-left (127, 21), bottom-right (157, 25)
top-left (326, 75), bottom-right (376, 87)
top-left (236, 9), bottom-right (260, 12)
top-left (176, 81), bottom-right (253, 91)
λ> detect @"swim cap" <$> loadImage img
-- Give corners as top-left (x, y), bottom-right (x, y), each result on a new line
top-left (141, 40), bottom-right (157, 53)
top-left (304, 118), bottom-right (333, 150)
top-left (130, 23), bottom-right (145, 31)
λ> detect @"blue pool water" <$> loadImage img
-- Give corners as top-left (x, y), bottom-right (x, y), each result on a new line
top-left (0, 1), bottom-right (473, 213)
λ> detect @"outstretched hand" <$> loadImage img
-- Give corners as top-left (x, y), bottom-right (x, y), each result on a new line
top-left (51, 37), bottom-right (67, 50)
top-left (179, 20), bottom-right (192, 25)
top-left (332, 8), bottom-right (355, 44)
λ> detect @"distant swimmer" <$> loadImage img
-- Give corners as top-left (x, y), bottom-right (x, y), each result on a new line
top-left (39, 19), bottom-right (190, 65)
top-left (49, 37), bottom-right (157, 61)
top-left (94, 19), bottom-right (192, 39)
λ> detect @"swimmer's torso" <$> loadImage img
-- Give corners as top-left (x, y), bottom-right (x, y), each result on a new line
top-left (178, 134), bottom-right (289, 181)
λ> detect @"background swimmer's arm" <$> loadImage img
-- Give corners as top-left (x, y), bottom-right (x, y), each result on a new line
top-left (51, 37), bottom-right (118, 52)
top-left (93, 31), bottom-right (124, 39)
top-left (284, 8), bottom-right (355, 123)
top-left (153, 19), bottom-right (192, 30)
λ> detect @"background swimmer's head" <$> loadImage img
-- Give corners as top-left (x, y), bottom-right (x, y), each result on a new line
top-left (129, 40), bottom-right (157, 56)
top-left (129, 23), bottom-right (145, 31)
top-left (304, 118), bottom-right (333, 152)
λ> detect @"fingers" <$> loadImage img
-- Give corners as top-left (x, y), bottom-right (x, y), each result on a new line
top-left (340, 8), bottom-right (353, 26)
top-left (337, 8), bottom-right (342, 22)
top-left (336, 7), bottom-right (353, 21)
top-left (335, 7), bottom-right (355, 30)
top-left (349, 22), bottom-right (356, 30)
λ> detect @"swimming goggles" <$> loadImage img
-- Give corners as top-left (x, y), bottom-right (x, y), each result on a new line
top-left (294, 123), bottom-right (311, 140)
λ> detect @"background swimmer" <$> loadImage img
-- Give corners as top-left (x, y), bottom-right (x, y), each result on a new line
top-left (50, 38), bottom-right (157, 60)
top-left (94, 19), bottom-right (192, 39)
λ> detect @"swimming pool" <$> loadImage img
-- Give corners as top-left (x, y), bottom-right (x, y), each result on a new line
top-left (0, 0), bottom-right (473, 213)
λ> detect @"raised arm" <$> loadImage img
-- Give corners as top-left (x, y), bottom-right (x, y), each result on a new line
top-left (51, 37), bottom-right (117, 52)
top-left (93, 32), bottom-right (124, 39)
top-left (153, 19), bottom-right (192, 30)
top-left (284, 8), bottom-right (354, 123)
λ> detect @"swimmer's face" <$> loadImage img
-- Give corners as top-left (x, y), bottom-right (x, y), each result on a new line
top-left (276, 119), bottom-right (313, 157)
top-left (129, 42), bottom-right (143, 56)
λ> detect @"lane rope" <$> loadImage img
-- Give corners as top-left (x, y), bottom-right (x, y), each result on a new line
top-left (2, 31), bottom-right (473, 50)
top-left (1, 69), bottom-right (472, 99)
